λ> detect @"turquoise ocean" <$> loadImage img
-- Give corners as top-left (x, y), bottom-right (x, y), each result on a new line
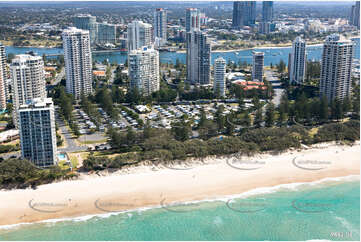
top-left (0, 176), bottom-right (359, 241)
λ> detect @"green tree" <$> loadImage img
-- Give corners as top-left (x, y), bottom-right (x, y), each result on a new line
top-left (225, 116), bottom-right (235, 135)
top-left (126, 127), bottom-right (137, 146)
top-left (331, 98), bottom-right (343, 121)
top-left (198, 108), bottom-right (207, 128)
top-left (252, 96), bottom-right (260, 109)
top-left (215, 105), bottom-right (225, 131)
top-left (342, 96), bottom-right (352, 114)
top-left (143, 121), bottom-right (152, 140)
top-left (254, 108), bottom-right (263, 128)
top-left (265, 103), bottom-right (276, 127)
top-left (277, 59), bottom-right (286, 73)
top-left (171, 121), bottom-right (191, 141)
top-left (319, 96), bottom-right (329, 122)
top-left (278, 92), bottom-right (289, 125)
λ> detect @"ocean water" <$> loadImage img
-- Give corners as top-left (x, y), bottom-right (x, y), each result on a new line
top-left (5, 38), bottom-right (360, 66)
top-left (0, 176), bottom-right (359, 241)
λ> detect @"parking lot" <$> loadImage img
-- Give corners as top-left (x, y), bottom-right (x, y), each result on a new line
top-left (71, 100), bottom-right (264, 138)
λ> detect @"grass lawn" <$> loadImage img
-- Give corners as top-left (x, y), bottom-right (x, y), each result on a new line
top-left (68, 152), bottom-right (92, 168)
top-left (57, 131), bottom-right (67, 148)
top-left (309, 127), bottom-right (319, 138)
top-left (67, 153), bottom-right (80, 169)
top-left (58, 160), bottom-right (71, 170)
top-left (77, 138), bottom-right (108, 145)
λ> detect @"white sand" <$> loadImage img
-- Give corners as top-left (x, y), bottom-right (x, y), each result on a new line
top-left (0, 142), bottom-right (359, 226)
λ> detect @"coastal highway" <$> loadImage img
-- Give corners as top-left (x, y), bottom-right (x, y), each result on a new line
top-left (55, 108), bottom-right (88, 153)
top-left (265, 70), bottom-right (284, 106)
top-left (52, 68), bottom-right (65, 86)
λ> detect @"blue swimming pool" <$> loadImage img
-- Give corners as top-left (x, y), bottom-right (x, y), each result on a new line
top-left (57, 153), bottom-right (66, 160)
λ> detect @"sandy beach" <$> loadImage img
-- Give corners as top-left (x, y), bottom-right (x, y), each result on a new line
top-left (0, 142), bottom-right (359, 227)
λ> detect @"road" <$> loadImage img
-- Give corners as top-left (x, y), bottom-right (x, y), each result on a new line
top-left (110, 67), bottom-right (116, 84)
top-left (265, 70), bottom-right (284, 106)
top-left (0, 151), bottom-right (20, 159)
top-left (52, 68), bottom-right (65, 86)
top-left (55, 108), bottom-right (88, 153)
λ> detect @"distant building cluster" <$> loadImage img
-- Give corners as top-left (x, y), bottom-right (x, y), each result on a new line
top-left (232, 1), bottom-right (275, 34)
top-left (74, 14), bottom-right (117, 46)
top-left (232, 1), bottom-right (256, 28)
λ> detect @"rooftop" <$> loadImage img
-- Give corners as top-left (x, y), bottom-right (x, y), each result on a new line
top-left (19, 98), bottom-right (54, 110)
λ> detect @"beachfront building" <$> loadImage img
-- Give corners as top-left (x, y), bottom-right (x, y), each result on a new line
top-left (320, 34), bottom-right (354, 102)
top-left (0, 42), bottom-right (6, 110)
top-left (186, 31), bottom-right (211, 85)
top-left (232, 1), bottom-right (256, 28)
top-left (289, 36), bottom-right (306, 84)
top-left (186, 8), bottom-right (201, 32)
top-left (128, 46), bottom-right (160, 96)
top-left (62, 27), bottom-right (93, 99)
top-left (97, 22), bottom-right (116, 45)
top-left (73, 14), bottom-right (98, 45)
top-left (154, 8), bottom-right (167, 47)
top-left (10, 54), bottom-right (46, 127)
top-left (213, 57), bottom-right (226, 97)
top-left (252, 51), bottom-right (264, 82)
top-left (18, 98), bottom-right (57, 167)
top-left (127, 20), bottom-right (153, 51)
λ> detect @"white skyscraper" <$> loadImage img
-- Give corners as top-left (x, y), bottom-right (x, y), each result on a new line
top-left (214, 57), bottom-right (226, 97)
top-left (0, 42), bottom-right (6, 82)
top-left (290, 36), bottom-right (306, 84)
top-left (10, 54), bottom-right (46, 126)
top-left (252, 51), bottom-right (264, 82)
top-left (62, 27), bottom-right (93, 99)
top-left (18, 98), bottom-right (57, 167)
top-left (128, 46), bottom-right (160, 96)
top-left (320, 34), bottom-right (354, 101)
top-left (186, 8), bottom-right (201, 32)
top-left (0, 42), bottom-right (6, 110)
top-left (154, 8), bottom-right (167, 47)
top-left (186, 31), bottom-right (211, 85)
top-left (127, 20), bottom-right (152, 51)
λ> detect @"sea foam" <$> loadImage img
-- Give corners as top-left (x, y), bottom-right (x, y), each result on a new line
top-left (0, 175), bottom-right (358, 231)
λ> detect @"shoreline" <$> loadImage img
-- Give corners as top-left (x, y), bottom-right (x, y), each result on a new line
top-left (176, 35), bottom-right (360, 53)
top-left (1, 174), bottom-right (358, 231)
top-left (6, 35), bottom-right (359, 54)
top-left (0, 141), bottom-right (359, 228)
